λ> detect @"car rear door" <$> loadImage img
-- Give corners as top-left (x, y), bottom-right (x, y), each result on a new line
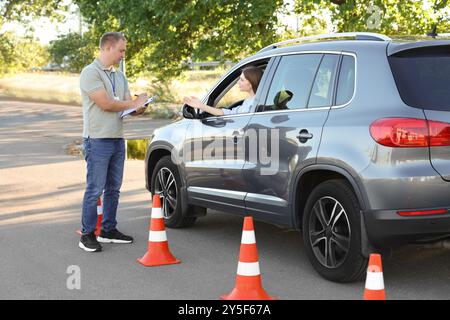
top-left (242, 53), bottom-right (341, 224)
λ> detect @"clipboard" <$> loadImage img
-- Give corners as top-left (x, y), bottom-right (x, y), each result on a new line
top-left (120, 95), bottom-right (157, 118)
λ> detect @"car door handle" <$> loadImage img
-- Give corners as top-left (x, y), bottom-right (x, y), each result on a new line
top-left (201, 117), bottom-right (226, 127)
top-left (297, 130), bottom-right (313, 143)
top-left (232, 131), bottom-right (242, 144)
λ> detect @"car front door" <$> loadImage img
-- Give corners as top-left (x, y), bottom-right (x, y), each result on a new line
top-left (183, 58), bottom-right (274, 214)
top-left (242, 53), bottom-right (341, 225)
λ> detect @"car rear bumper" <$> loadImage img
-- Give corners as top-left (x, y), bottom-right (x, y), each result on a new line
top-left (364, 208), bottom-right (450, 246)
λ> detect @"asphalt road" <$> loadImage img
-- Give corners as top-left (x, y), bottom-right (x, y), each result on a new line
top-left (1, 100), bottom-right (450, 300)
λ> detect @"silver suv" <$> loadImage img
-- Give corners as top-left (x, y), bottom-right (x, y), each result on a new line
top-left (145, 32), bottom-right (450, 282)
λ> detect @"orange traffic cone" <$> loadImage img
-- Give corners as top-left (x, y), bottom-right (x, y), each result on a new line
top-left (94, 197), bottom-right (103, 236)
top-left (221, 216), bottom-right (275, 300)
top-left (76, 196), bottom-right (103, 236)
top-left (364, 254), bottom-right (386, 300)
top-left (137, 194), bottom-right (181, 267)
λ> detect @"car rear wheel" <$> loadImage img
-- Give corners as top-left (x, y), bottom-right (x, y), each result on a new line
top-left (151, 155), bottom-right (197, 228)
top-left (302, 179), bottom-right (367, 282)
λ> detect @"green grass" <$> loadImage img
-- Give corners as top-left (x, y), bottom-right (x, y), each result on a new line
top-left (0, 72), bottom-right (82, 105)
top-left (0, 68), bottom-right (244, 119)
top-left (0, 70), bottom-right (224, 102)
top-left (126, 139), bottom-right (149, 160)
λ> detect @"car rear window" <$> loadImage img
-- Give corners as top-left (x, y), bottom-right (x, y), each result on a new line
top-left (263, 54), bottom-right (323, 111)
top-left (388, 46), bottom-right (450, 111)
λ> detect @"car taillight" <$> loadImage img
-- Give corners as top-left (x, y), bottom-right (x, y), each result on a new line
top-left (397, 208), bottom-right (448, 217)
top-left (428, 120), bottom-right (450, 147)
top-left (370, 118), bottom-right (450, 148)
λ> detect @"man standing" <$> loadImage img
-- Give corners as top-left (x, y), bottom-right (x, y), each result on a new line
top-left (79, 32), bottom-right (148, 252)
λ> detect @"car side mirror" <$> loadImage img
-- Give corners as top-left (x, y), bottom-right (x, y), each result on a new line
top-left (182, 104), bottom-right (196, 119)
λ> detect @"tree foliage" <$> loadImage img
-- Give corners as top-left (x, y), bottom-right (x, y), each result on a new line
top-left (1, 0), bottom-right (67, 21)
top-left (0, 0), bottom-right (68, 74)
top-left (14, 37), bottom-right (50, 71)
top-left (293, 0), bottom-right (450, 36)
top-left (74, 0), bottom-right (285, 79)
top-left (0, 32), bottom-right (49, 74)
top-left (2, 0), bottom-right (449, 79)
top-left (49, 32), bottom-right (97, 73)
top-left (0, 33), bottom-right (16, 74)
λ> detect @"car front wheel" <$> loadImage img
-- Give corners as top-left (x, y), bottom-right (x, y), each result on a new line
top-left (151, 155), bottom-right (197, 228)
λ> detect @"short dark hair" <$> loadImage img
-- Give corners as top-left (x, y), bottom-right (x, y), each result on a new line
top-left (99, 32), bottom-right (126, 49)
top-left (242, 66), bottom-right (263, 94)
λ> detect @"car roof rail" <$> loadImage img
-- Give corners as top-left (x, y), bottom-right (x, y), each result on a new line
top-left (259, 32), bottom-right (392, 53)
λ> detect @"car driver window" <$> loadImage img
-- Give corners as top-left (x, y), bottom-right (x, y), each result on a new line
top-left (215, 78), bottom-right (248, 110)
top-left (184, 63), bottom-right (267, 118)
top-left (210, 64), bottom-right (267, 116)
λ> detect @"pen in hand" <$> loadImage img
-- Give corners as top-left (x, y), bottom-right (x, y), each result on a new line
top-left (133, 94), bottom-right (150, 113)
top-left (134, 93), bottom-right (149, 107)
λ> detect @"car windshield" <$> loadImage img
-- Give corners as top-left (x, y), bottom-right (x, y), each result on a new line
top-left (388, 45), bottom-right (450, 111)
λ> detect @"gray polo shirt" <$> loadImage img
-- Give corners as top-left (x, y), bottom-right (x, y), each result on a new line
top-left (79, 59), bottom-right (130, 138)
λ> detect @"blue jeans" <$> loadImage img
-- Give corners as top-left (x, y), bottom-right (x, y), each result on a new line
top-left (81, 138), bottom-right (125, 234)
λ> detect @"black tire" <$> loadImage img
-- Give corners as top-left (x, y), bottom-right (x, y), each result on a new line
top-left (151, 155), bottom-right (197, 228)
top-left (302, 179), bottom-right (367, 282)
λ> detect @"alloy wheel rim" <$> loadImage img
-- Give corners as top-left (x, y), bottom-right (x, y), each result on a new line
top-left (155, 167), bottom-right (178, 219)
top-left (309, 196), bottom-right (351, 269)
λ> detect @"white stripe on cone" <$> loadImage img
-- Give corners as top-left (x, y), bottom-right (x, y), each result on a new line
top-left (97, 204), bottom-right (102, 215)
top-left (365, 271), bottom-right (385, 290)
top-left (151, 207), bottom-right (163, 219)
top-left (241, 231), bottom-right (256, 244)
top-left (237, 262), bottom-right (261, 276)
top-left (149, 230), bottom-right (168, 242)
